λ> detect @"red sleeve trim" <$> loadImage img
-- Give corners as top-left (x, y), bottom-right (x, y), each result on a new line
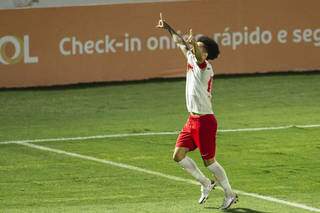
top-left (198, 61), bottom-right (207, 70)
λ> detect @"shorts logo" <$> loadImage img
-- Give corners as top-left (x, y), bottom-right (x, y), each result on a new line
top-left (0, 35), bottom-right (38, 65)
top-left (202, 153), bottom-right (210, 157)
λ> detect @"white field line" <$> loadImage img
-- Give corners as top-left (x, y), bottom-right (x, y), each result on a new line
top-left (1, 124), bottom-right (320, 145)
top-left (0, 132), bottom-right (178, 145)
top-left (18, 142), bottom-right (320, 212)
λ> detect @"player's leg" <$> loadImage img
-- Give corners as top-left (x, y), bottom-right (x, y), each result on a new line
top-left (173, 146), bottom-right (214, 204)
top-left (204, 158), bottom-right (238, 209)
top-left (186, 116), bottom-right (215, 204)
top-left (203, 158), bottom-right (234, 198)
top-left (174, 127), bottom-right (211, 188)
top-left (196, 114), bottom-right (237, 209)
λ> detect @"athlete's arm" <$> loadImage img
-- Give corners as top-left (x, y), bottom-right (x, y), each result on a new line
top-left (186, 29), bottom-right (204, 64)
top-left (156, 13), bottom-right (190, 58)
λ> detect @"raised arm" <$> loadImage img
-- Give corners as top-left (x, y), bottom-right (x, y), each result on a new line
top-left (186, 29), bottom-right (204, 64)
top-left (156, 13), bottom-right (190, 58)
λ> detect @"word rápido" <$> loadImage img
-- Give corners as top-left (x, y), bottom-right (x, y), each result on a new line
top-left (0, 35), bottom-right (38, 65)
top-left (214, 27), bottom-right (273, 50)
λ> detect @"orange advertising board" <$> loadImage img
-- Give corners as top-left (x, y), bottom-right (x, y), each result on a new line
top-left (0, 0), bottom-right (319, 88)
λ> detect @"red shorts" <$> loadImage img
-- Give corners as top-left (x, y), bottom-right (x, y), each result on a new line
top-left (176, 114), bottom-right (217, 160)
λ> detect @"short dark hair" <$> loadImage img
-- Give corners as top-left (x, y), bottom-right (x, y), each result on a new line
top-left (197, 36), bottom-right (220, 60)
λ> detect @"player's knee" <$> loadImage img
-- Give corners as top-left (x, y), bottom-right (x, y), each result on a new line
top-left (173, 151), bottom-right (185, 162)
top-left (203, 157), bottom-right (216, 167)
top-left (173, 153), bottom-right (182, 162)
top-left (173, 147), bottom-right (188, 162)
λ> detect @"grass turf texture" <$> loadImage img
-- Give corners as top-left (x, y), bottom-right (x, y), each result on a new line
top-left (0, 73), bottom-right (319, 212)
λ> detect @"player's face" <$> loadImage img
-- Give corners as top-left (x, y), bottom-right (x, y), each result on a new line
top-left (197, 42), bottom-right (208, 61)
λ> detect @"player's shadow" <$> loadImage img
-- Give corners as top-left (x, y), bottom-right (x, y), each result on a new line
top-left (223, 208), bottom-right (269, 213)
top-left (204, 207), bottom-right (269, 213)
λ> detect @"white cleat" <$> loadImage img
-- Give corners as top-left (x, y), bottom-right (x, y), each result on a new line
top-left (198, 181), bottom-right (216, 204)
top-left (220, 193), bottom-right (238, 210)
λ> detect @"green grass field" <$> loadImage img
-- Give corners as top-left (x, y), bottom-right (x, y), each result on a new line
top-left (0, 73), bottom-right (320, 212)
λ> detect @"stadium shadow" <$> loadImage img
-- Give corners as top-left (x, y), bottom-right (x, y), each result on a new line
top-left (204, 207), bottom-right (270, 213)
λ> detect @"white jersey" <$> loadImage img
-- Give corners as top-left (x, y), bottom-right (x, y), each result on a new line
top-left (185, 50), bottom-right (214, 114)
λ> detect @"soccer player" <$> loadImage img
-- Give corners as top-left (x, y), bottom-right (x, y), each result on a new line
top-left (156, 13), bottom-right (238, 209)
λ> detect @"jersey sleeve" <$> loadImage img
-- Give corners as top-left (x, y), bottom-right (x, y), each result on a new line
top-left (186, 50), bottom-right (194, 64)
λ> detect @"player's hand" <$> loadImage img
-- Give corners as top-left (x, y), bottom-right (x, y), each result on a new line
top-left (186, 29), bottom-right (195, 44)
top-left (185, 29), bottom-right (196, 52)
top-left (156, 13), bottom-right (168, 29)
